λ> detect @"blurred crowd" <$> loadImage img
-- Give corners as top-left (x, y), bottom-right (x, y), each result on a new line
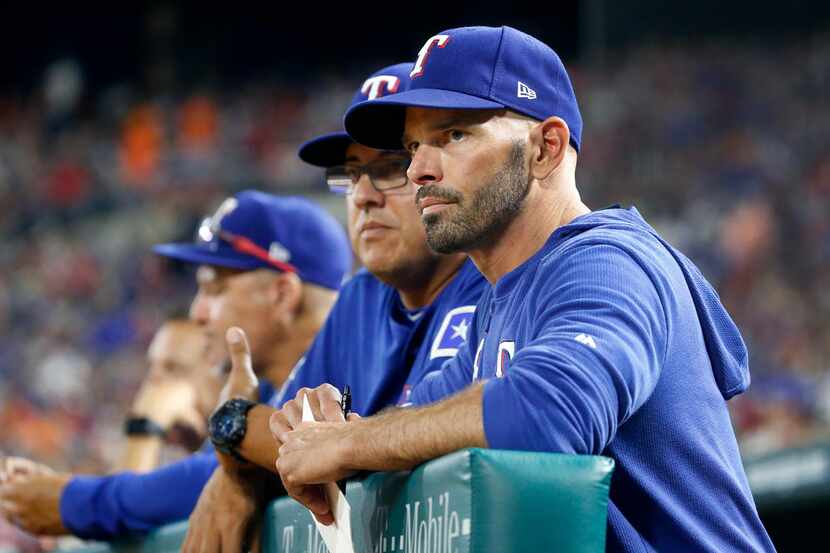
top-left (0, 33), bottom-right (828, 480)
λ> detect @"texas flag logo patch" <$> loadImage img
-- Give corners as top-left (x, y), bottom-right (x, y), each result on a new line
top-left (429, 305), bottom-right (476, 359)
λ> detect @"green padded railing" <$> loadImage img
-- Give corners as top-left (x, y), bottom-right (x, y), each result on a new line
top-left (63, 449), bottom-right (615, 553)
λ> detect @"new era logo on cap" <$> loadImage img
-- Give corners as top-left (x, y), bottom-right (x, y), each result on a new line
top-left (517, 81), bottom-right (537, 100)
top-left (344, 26), bottom-right (582, 153)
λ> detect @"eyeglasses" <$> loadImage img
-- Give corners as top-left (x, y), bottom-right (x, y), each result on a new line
top-left (325, 157), bottom-right (411, 195)
top-left (195, 216), bottom-right (298, 274)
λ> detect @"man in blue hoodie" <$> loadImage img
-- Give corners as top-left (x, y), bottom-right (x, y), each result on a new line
top-left (273, 26), bottom-right (776, 552)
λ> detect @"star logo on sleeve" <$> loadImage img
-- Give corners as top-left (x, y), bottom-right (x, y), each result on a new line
top-left (430, 305), bottom-right (476, 359)
top-left (450, 318), bottom-right (469, 341)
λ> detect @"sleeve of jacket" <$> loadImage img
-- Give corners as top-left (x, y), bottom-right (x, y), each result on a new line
top-left (482, 244), bottom-right (668, 454)
top-left (408, 293), bottom-right (489, 406)
top-left (59, 452), bottom-right (219, 540)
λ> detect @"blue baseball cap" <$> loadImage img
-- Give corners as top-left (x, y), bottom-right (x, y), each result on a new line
top-left (153, 190), bottom-right (352, 290)
top-left (298, 62), bottom-right (414, 167)
top-left (344, 26), bottom-right (582, 152)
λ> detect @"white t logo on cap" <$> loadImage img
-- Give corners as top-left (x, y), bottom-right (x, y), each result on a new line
top-left (411, 34), bottom-right (451, 78)
top-left (361, 75), bottom-right (401, 100)
top-left (207, 197), bottom-right (239, 236)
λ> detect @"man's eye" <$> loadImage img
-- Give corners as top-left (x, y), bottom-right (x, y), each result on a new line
top-left (449, 130), bottom-right (465, 142)
top-left (346, 168), bottom-right (362, 183)
top-left (406, 142), bottom-right (419, 154)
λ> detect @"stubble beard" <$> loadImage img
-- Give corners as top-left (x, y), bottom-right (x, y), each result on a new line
top-left (421, 141), bottom-right (530, 255)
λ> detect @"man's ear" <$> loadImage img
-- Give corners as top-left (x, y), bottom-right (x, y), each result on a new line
top-left (529, 116), bottom-right (570, 181)
top-left (270, 272), bottom-right (303, 317)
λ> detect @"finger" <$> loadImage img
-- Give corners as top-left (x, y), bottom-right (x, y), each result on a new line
top-left (320, 395), bottom-right (345, 423)
top-left (221, 522), bottom-right (245, 553)
top-left (347, 412), bottom-right (362, 421)
top-left (312, 509), bottom-right (336, 526)
top-left (316, 383), bottom-right (343, 404)
top-left (300, 486), bottom-right (334, 525)
top-left (1, 499), bottom-right (21, 517)
top-left (181, 530), bottom-right (194, 553)
top-left (0, 481), bottom-right (21, 500)
top-left (6, 458), bottom-right (34, 477)
top-left (201, 528), bottom-right (220, 553)
top-left (224, 327), bottom-right (258, 400)
top-left (269, 411), bottom-right (292, 446)
top-left (182, 519), bottom-right (201, 553)
top-left (282, 399), bottom-right (302, 428)
top-left (249, 524), bottom-right (263, 553)
top-left (278, 456), bottom-right (330, 519)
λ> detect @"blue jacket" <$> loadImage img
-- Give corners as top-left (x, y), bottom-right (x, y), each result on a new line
top-left (412, 208), bottom-right (774, 552)
top-left (60, 260), bottom-right (486, 540)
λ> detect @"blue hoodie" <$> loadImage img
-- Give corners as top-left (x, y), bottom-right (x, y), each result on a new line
top-left (412, 207), bottom-right (775, 552)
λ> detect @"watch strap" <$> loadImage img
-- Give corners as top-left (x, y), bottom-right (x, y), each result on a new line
top-left (124, 416), bottom-right (166, 438)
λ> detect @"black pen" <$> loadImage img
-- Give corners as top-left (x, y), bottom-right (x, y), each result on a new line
top-left (337, 385), bottom-right (352, 494)
top-left (340, 385), bottom-right (352, 419)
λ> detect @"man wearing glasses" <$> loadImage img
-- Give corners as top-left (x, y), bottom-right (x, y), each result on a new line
top-left (0, 191), bottom-right (351, 540)
top-left (180, 63), bottom-right (488, 552)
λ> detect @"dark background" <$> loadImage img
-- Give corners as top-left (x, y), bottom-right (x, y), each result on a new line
top-left (2, 1), bottom-right (829, 95)
top-left (0, 2), bottom-right (828, 549)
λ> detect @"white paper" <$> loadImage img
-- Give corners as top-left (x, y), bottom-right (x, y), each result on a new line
top-left (302, 396), bottom-right (355, 553)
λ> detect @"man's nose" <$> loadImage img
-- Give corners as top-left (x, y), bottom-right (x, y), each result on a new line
top-left (350, 174), bottom-right (385, 209)
top-left (189, 293), bottom-right (210, 325)
top-left (407, 145), bottom-right (443, 187)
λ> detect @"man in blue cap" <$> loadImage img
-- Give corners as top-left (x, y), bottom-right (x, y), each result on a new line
top-left (181, 63), bottom-right (487, 552)
top-left (0, 191), bottom-right (351, 539)
top-left (272, 27), bottom-right (775, 552)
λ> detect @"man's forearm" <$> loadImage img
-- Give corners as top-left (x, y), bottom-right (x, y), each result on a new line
top-left (346, 382), bottom-right (487, 472)
top-left (238, 404), bottom-right (280, 472)
top-left (115, 437), bottom-right (163, 473)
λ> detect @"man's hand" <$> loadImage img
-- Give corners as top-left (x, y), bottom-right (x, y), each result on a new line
top-left (208, 327), bottom-right (262, 476)
top-left (0, 457), bottom-right (54, 483)
top-left (120, 378), bottom-right (208, 471)
top-left (0, 467), bottom-right (71, 535)
top-left (131, 377), bottom-right (206, 436)
top-left (273, 382), bottom-right (487, 522)
top-left (269, 383), bottom-right (345, 443)
top-left (270, 383), bottom-right (357, 526)
top-left (182, 466), bottom-right (278, 553)
top-left (217, 327), bottom-right (259, 405)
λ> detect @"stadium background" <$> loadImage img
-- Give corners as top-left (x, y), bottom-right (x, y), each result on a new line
top-left (0, 1), bottom-right (828, 549)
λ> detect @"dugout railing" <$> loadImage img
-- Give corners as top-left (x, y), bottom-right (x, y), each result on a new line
top-left (63, 448), bottom-right (616, 553)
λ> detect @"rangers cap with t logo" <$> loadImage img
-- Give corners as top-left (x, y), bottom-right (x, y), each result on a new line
top-left (344, 26), bottom-right (582, 152)
top-left (298, 62), bottom-right (413, 167)
top-left (153, 190), bottom-right (352, 290)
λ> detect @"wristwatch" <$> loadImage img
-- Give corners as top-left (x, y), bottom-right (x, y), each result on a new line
top-left (209, 398), bottom-right (257, 461)
top-left (124, 416), bottom-right (166, 438)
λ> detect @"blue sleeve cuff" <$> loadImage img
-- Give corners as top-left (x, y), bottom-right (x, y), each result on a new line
top-left (59, 453), bottom-right (220, 540)
top-left (482, 376), bottom-right (580, 454)
top-left (60, 475), bottom-right (115, 539)
top-left (483, 377), bottom-right (517, 450)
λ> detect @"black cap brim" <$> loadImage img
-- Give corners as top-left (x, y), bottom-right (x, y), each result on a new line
top-left (297, 132), bottom-right (354, 167)
top-left (344, 89), bottom-right (505, 150)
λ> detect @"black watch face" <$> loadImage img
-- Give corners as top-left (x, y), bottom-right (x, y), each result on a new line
top-left (216, 414), bottom-right (244, 443)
